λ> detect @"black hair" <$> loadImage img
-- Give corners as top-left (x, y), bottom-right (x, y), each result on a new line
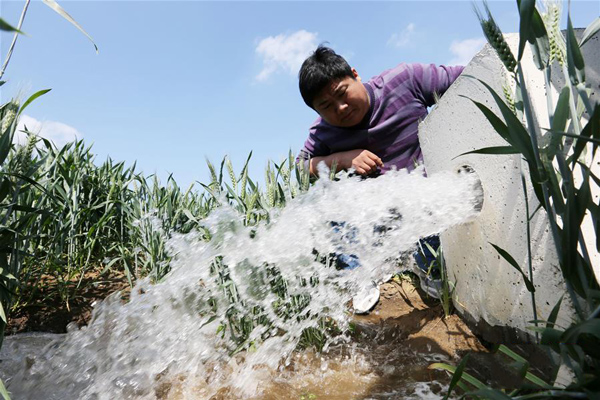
top-left (298, 45), bottom-right (354, 109)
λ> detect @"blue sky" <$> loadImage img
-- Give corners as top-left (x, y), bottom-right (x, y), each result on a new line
top-left (1, 0), bottom-right (598, 187)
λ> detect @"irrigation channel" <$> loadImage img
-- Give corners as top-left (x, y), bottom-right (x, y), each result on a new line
top-left (2, 167), bottom-right (485, 399)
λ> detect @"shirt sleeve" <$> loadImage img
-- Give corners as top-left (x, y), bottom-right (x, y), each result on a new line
top-left (296, 123), bottom-right (331, 170)
top-left (410, 64), bottom-right (464, 107)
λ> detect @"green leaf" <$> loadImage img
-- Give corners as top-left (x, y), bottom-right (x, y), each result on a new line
top-left (0, 268), bottom-right (18, 283)
top-left (551, 131), bottom-right (600, 149)
top-left (516, 0), bottom-right (536, 62)
top-left (182, 209), bottom-right (199, 224)
top-left (572, 103), bottom-right (600, 164)
top-left (463, 77), bottom-right (537, 168)
top-left (0, 302), bottom-right (6, 324)
top-left (579, 17), bottom-right (600, 47)
top-left (0, 378), bottom-right (10, 400)
top-left (17, 89), bottom-right (52, 118)
top-left (42, 0), bottom-right (98, 53)
top-left (574, 83), bottom-right (595, 119)
top-left (443, 354), bottom-right (470, 400)
top-left (0, 18), bottom-right (24, 34)
top-left (429, 362), bottom-right (487, 390)
top-left (490, 243), bottom-right (535, 293)
top-left (454, 146), bottom-right (520, 159)
top-left (540, 327), bottom-right (563, 349)
top-left (519, 1), bottom-right (550, 69)
top-left (497, 344), bottom-right (527, 364)
top-left (0, 130), bottom-right (13, 166)
top-left (200, 315), bottom-right (218, 329)
top-left (496, 344), bottom-right (537, 387)
top-left (0, 180), bottom-right (9, 203)
top-left (459, 94), bottom-right (510, 143)
top-left (539, 154), bottom-right (565, 216)
top-left (566, 14), bottom-right (585, 85)
top-left (524, 369), bottom-right (554, 389)
top-left (546, 87), bottom-right (571, 159)
top-left (547, 295), bottom-right (563, 329)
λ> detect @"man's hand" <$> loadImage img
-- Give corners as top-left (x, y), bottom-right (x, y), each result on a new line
top-left (309, 149), bottom-right (383, 176)
top-left (340, 149), bottom-right (384, 175)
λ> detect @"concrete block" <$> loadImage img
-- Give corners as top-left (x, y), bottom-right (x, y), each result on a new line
top-left (418, 30), bottom-right (599, 339)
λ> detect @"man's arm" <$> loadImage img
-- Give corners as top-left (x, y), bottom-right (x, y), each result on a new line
top-left (411, 64), bottom-right (465, 107)
top-left (309, 149), bottom-right (384, 176)
top-left (298, 122), bottom-right (384, 177)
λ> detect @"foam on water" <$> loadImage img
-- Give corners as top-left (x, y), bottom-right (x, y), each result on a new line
top-left (5, 167), bottom-right (481, 399)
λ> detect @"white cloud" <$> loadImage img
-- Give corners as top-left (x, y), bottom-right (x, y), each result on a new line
top-left (387, 23), bottom-right (416, 48)
top-left (16, 114), bottom-right (83, 148)
top-left (255, 30), bottom-right (318, 82)
top-left (448, 38), bottom-right (486, 65)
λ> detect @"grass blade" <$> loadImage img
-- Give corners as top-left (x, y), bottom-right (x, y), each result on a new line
top-left (0, 378), bottom-right (10, 400)
top-left (490, 243), bottom-right (535, 293)
top-left (518, 1), bottom-right (549, 69)
top-left (517, 0), bottom-right (536, 61)
top-left (429, 360), bottom-right (487, 390)
top-left (0, 302), bottom-right (6, 324)
top-left (579, 17), bottom-right (600, 47)
top-left (443, 353), bottom-right (470, 400)
top-left (463, 77), bottom-right (537, 167)
top-left (0, 18), bottom-right (24, 34)
top-left (42, 0), bottom-right (98, 53)
top-left (566, 14), bottom-right (585, 86)
top-left (572, 103), bottom-right (600, 164)
top-left (546, 87), bottom-right (570, 159)
top-left (17, 89), bottom-right (52, 117)
top-left (454, 146), bottom-right (520, 159)
top-left (497, 345), bottom-right (553, 388)
top-left (547, 295), bottom-right (563, 329)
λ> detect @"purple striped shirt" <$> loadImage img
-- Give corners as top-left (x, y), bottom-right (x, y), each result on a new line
top-left (298, 63), bottom-right (464, 173)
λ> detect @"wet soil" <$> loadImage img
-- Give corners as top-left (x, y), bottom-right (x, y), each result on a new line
top-left (7, 269), bottom-right (131, 335)
top-left (354, 277), bottom-right (485, 356)
top-left (252, 278), bottom-right (488, 400)
top-left (153, 277), bottom-right (489, 400)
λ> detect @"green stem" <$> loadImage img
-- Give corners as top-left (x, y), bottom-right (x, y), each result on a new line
top-left (521, 170), bottom-right (539, 343)
top-left (555, 153), bottom-right (586, 318)
top-left (545, 67), bottom-right (554, 128)
top-left (561, 64), bottom-right (582, 136)
top-left (0, 0), bottom-right (30, 81)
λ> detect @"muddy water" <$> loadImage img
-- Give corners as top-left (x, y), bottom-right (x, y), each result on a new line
top-left (1, 332), bottom-right (449, 399)
top-left (2, 281), bottom-right (484, 399)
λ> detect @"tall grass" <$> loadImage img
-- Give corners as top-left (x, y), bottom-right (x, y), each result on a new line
top-left (3, 128), bottom-right (316, 354)
top-left (6, 136), bottom-right (312, 303)
top-left (0, 0), bottom-right (97, 365)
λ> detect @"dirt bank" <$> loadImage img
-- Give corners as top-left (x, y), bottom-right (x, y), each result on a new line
top-left (355, 277), bottom-right (485, 356)
top-left (7, 269), bottom-right (131, 334)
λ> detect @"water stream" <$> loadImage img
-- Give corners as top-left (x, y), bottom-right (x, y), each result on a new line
top-left (1, 167), bottom-right (483, 399)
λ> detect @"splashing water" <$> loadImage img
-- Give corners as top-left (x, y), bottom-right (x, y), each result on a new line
top-left (5, 167), bottom-right (482, 399)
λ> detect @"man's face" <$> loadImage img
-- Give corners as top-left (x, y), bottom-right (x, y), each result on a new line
top-left (312, 68), bottom-right (370, 128)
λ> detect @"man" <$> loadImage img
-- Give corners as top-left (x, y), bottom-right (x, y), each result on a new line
top-left (297, 45), bottom-right (464, 312)
top-left (298, 45), bottom-right (463, 177)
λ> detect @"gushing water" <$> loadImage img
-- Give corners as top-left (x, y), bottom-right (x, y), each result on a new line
top-left (4, 167), bottom-right (482, 399)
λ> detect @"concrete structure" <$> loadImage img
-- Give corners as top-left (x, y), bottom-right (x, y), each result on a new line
top-left (418, 31), bottom-right (599, 341)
